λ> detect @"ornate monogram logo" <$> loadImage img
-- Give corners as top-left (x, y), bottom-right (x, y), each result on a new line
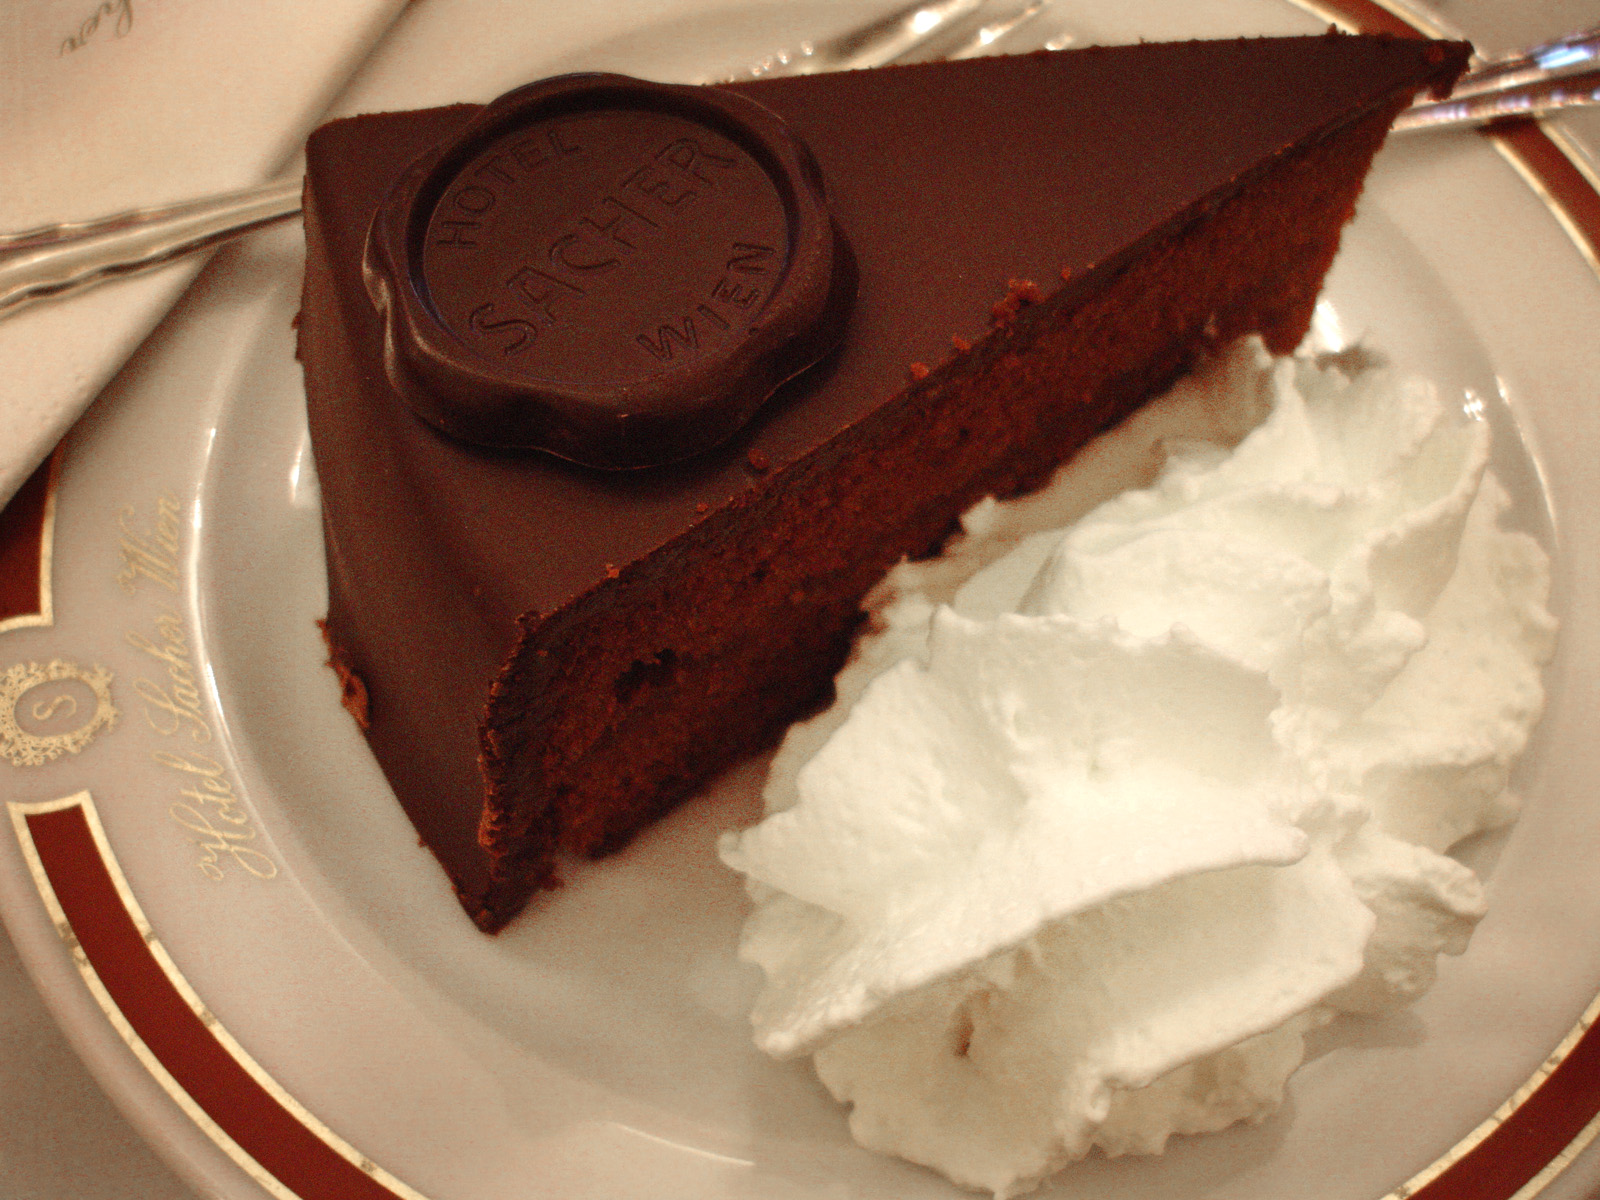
top-left (1, 660), bottom-right (118, 767)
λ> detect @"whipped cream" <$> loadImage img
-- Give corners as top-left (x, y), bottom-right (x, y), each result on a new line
top-left (719, 339), bottom-right (1556, 1197)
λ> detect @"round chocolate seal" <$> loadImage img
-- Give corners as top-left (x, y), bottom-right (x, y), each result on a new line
top-left (364, 73), bottom-right (855, 470)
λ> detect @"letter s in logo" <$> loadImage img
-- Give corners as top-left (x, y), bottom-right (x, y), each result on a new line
top-left (468, 303), bottom-right (537, 354)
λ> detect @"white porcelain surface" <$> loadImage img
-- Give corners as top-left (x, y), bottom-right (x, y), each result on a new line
top-left (2, 1), bottom-right (1599, 1198)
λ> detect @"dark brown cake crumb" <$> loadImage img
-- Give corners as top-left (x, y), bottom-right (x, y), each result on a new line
top-left (991, 277), bottom-right (1044, 323)
top-left (317, 618), bottom-right (371, 730)
top-left (747, 448), bottom-right (772, 472)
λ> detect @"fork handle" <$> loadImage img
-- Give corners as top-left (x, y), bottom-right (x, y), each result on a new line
top-left (0, 179), bottom-right (301, 315)
top-left (1393, 66), bottom-right (1600, 132)
top-left (1450, 25), bottom-right (1599, 99)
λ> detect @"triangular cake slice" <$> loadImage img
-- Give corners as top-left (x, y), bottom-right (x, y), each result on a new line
top-left (299, 34), bottom-right (1468, 930)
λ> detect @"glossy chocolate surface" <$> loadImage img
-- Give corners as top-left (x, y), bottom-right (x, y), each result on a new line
top-left (316, 39), bottom-right (1460, 622)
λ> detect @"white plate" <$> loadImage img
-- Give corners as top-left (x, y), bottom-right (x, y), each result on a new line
top-left (4, 2), bottom-right (1600, 1199)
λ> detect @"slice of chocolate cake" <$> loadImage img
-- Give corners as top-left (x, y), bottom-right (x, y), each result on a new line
top-left (298, 34), bottom-right (1468, 931)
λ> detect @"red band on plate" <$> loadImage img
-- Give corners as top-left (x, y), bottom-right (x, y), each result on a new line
top-left (22, 799), bottom-right (419, 1200)
top-left (0, 448), bottom-right (57, 629)
top-left (1313, 0), bottom-right (1428, 38)
top-left (1493, 121), bottom-right (1600, 271)
top-left (1420, 1011), bottom-right (1600, 1199)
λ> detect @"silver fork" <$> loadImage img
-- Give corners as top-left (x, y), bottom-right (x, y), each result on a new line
top-left (1392, 25), bottom-right (1599, 133)
top-left (0, 7), bottom-right (1593, 319)
top-left (718, 0), bottom-right (1058, 80)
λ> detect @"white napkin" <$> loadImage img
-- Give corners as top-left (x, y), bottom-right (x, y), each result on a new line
top-left (0, 0), bottom-right (410, 508)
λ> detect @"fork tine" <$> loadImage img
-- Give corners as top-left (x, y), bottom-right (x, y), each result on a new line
top-left (719, 0), bottom-right (986, 82)
top-left (944, 0), bottom-right (1058, 61)
top-left (825, 0), bottom-right (989, 65)
top-left (897, 0), bottom-right (1056, 63)
top-left (1392, 64), bottom-right (1600, 132)
top-left (1453, 25), bottom-right (1600, 98)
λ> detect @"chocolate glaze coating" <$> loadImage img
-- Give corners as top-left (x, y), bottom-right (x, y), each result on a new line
top-left (301, 37), bottom-right (1469, 929)
top-left (365, 74), bottom-right (855, 469)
